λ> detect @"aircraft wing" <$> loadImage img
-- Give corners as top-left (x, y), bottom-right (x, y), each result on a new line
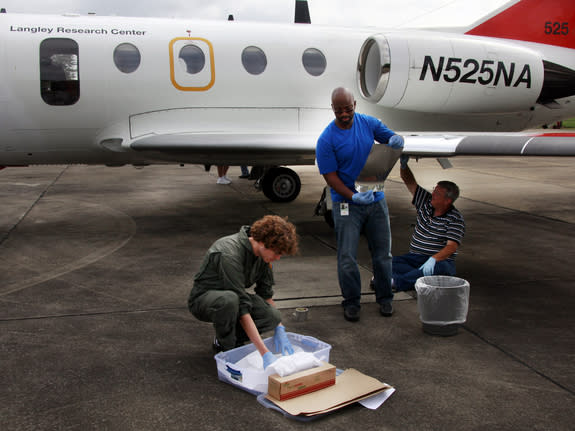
top-left (129, 132), bottom-right (318, 165)
top-left (130, 130), bottom-right (575, 163)
top-left (403, 132), bottom-right (575, 157)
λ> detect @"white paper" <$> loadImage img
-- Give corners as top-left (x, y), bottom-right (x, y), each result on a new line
top-left (358, 386), bottom-right (396, 410)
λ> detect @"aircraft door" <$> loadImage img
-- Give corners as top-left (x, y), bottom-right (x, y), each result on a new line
top-left (169, 37), bottom-right (215, 91)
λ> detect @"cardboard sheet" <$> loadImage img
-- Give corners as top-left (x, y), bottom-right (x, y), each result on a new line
top-left (264, 368), bottom-right (392, 416)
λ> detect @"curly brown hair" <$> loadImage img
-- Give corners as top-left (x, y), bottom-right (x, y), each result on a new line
top-left (250, 215), bottom-right (299, 256)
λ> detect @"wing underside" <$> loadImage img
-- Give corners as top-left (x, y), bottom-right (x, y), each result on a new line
top-left (128, 131), bottom-right (575, 166)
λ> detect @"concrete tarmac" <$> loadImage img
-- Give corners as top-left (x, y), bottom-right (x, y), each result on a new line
top-left (1, 158), bottom-right (574, 430)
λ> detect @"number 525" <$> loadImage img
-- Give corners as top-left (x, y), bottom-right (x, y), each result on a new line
top-left (545, 21), bottom-right (569, 35)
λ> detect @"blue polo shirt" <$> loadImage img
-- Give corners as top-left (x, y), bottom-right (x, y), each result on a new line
top-left (316, 113), bottom-right (395, 203)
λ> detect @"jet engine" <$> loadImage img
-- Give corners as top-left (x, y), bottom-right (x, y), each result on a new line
top-left (357, 32), bottom-right (546, 113)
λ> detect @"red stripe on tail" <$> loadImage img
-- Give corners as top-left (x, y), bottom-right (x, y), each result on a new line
top-left (466, 0), bottom-right (575, 50)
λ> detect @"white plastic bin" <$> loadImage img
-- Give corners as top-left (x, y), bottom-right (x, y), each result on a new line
top-left (415, 276), bottom-right (470, 336)
top-left (214, 332), bottom-right (331, 395)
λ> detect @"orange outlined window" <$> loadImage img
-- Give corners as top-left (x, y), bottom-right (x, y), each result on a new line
top-left (169, 37), bottom-right (215, 91)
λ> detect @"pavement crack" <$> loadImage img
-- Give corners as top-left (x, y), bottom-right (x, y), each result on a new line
top-left (463, 324), bottom-right (575, 397)
top-left (0, 306), bottom-right (187, 322)
top-left (0, 166), bottom-right (69, 247)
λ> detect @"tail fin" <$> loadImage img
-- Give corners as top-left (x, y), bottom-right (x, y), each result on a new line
top-left (295, 0), bottom-right (311, 24)
top-left (466, 0), bottom-right (575, 50)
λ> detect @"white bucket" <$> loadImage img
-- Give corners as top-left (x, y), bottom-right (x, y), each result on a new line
top-left (415, 276), bottom-right (470, 336)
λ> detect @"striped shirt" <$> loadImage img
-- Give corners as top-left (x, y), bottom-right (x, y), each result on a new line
top-left (409, 186), bottom-right (465, 259)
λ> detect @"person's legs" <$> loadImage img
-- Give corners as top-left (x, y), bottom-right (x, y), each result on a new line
top-left (434, 259), bottom-right (457, 276)
top-left (240, 166), bottom-right (250, 177)
top-left (189, 290), bottom-right (240, 351)
top-left (216, 166), bottom-right (231, 184)
top-left (365, 198), bottom-right (393, 305)
top-left (392, 253), bottom-right (431, 291)
top-left (333, 203), bottom-right (364, 310)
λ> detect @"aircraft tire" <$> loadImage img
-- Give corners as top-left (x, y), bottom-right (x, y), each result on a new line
top-left (262, 167), bottom-right (301, 202)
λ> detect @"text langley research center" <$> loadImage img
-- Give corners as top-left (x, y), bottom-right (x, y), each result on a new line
top-left (9, 25), bottom-right (147, 36)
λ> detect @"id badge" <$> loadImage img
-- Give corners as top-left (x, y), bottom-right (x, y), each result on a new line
top-left (340, 202), bottom-right (349, 216)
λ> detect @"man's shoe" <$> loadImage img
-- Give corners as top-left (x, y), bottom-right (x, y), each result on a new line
top-left (380, 302), bottom-right (394, 317)
top-left (239, 174), bottom-right (250, 179)
top-left (344, 306), bottom-right (360, 322)
top-left (212, 337), bottom-right (223, 353)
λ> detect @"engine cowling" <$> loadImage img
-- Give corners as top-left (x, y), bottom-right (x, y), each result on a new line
top-left (357, 32), bottom-right (544, 114)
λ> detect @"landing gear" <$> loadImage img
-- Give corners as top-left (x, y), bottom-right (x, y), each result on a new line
top-left (257, 166), bottom-right (301, 202)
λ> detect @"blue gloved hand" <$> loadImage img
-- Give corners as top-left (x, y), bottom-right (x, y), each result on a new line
top-left (388, 134), bottom-right (404, 149)
top-left (262, 351), bottom-right (277, 369)
top-left (352, 190), bottom-right (374, 205)
top-left (419, 257), bottom-right (436, 276)
top-left (400, 154), bottom-right (409, 169)
top-left (373, 191), bottom-right (384, 201)
top-left (274, 325), bottom-right (294, 355)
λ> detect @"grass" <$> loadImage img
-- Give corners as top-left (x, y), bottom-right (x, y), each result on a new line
top-left (562, 118), bottom-right (575, 128)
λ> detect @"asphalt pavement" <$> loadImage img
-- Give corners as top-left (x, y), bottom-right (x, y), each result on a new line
top-left (1, 157), bottom-right (574, 430)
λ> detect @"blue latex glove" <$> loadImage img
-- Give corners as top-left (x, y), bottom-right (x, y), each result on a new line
top-left (388, 134), bottom-right (404, 149)
top-left (419, 257), bottom-right (436, 276)
top-left (274, 325), bottom-right (294, 355)
top-left (262, 351), bottom-right (277, 369)
top-left (400, 154), bottom-right (409, 169)
top-left (352, 190), bottom-right (374, 205)
top-left (373, 191), bottom-right (384, 201)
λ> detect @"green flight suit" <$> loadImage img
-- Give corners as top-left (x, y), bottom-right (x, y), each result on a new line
top-left (188, 226), bottom-right (282, 350)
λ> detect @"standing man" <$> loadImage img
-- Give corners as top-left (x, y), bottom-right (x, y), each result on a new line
top-left (188, 215), bottom-right (299, 369)
top-left (315, 87), bottom-right (404, 321)
top-left (392, 155), bottom-right (465, 291)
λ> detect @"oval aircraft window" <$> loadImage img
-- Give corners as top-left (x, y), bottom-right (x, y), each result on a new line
top-left (242, 46), bottom-right (267, 75)
top-left (302, 48), bottom-right (326, 76)
top-left (113, 43), bottom-right (141, 73)
top-left (179, 44), bottom-right (205, 74)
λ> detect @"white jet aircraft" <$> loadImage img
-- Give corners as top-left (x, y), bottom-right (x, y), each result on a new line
top-left (0, 0), bottom-right (574, 202)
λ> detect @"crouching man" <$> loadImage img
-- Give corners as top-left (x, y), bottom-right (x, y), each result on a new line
top-left (392, 155), bottom-right (465, 291)
top-left (188, 215), bottom-right (299, 369)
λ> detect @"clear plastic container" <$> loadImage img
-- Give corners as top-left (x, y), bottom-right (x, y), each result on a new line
top-left (214, 332), bottom-right (332, 395)
top-left (415, 276), bottom-right (470, 336)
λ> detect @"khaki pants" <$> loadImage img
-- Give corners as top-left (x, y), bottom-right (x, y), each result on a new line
top-left (190, 290), bottom-right (281, 351)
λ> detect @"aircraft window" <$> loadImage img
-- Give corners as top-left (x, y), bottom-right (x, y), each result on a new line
top-left (242, 46), bottom-right (267, 75)
top-left (114, 43), bottom-right (141, 73)
top-left (302, 48), bottom-right (326, 76)
top-left (40, 38), bottom-right (79, 106)
top-left (178, 44), bottom-right (205, 74)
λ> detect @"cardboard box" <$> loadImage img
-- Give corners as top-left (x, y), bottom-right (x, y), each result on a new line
top-left (267, 362), bottom-right (336, 401)
top-left (264, 368), bottom-right (393, 417)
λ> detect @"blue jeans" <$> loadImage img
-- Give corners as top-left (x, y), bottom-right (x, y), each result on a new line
top-left (333, 198), bottom-right (393, 309)
top-left (392, 253), bottom-right (456, 291)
